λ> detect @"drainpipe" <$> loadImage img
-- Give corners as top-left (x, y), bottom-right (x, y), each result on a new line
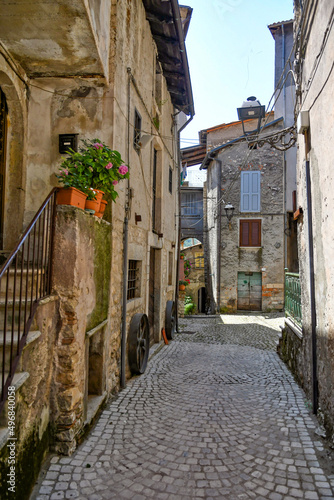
top-left (281, 24), bottom-right (288, 273)
top-left (216, 160), bottom-right (222, 313)
top-left (120, 68), bottom-right (132, 388)
top-left (283, 25), bottom-right (288, 269)
top-left (175, 112), bottom-right (193, 332)
top-left (305, 157), bottom-right (318, 414)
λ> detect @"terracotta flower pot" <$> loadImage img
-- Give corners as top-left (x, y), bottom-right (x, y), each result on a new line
top-left (89, 189), bottom-right (104, 212)
top-left (56, 187), bottom-right (87, 210)
top-left (94, 212), bottom-right (103, 219)
top-left (85, 198), bottom-right (100, 213)
top-left (179, 284), bottom-right (186, 291)
top-left (99, 199), bottom-right (108, 214)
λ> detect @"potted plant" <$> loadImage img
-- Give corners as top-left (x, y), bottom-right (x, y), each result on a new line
top-left (179, 280), bottom-right (189, 291)
top-left (56, 138), bottom-right (129, 211)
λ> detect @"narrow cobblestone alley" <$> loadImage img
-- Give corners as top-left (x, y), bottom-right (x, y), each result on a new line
top-left (32, 314), bottom-right (334, 500)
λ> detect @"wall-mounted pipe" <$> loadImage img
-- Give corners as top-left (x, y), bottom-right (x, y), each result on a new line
top-left (120, 68), bottom-right (132, 389)
top-left (305, 158), bottom-right (318, 414)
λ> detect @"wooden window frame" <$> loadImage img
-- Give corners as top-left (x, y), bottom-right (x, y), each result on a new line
top-left (239, 219), bottom-right (261, 247)
top-left (133, 109), bottom-right (141, 152)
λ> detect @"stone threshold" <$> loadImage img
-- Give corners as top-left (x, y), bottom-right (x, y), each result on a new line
top-left (85, 392), bottom-right (108, 426)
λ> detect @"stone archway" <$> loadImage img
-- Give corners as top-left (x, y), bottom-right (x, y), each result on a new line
top-left (0, 72), bottom-right (25, 253)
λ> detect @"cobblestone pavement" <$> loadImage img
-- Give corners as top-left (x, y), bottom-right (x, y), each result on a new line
top-left (32, 313), bottom-right (334, 500)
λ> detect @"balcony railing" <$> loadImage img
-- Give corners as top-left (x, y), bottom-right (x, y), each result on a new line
top-left (0, 188), bottom-right (57, 415)
top-left (285, 271), bottom-right (302, 327)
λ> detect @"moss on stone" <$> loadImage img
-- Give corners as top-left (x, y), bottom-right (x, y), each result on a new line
top-left (86, 220), bottom-right (111, 331)
top-left (0, 423), bottom-right (51, 500)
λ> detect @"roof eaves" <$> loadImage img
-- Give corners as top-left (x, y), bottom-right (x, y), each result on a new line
top-left (199, 116), bottom-right (284, 170)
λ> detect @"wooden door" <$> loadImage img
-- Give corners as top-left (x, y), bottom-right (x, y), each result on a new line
top-left (0, 88), bottom-right (8, 250)
top-left (237, 272), bottom-right (262, 311)
top-left (148, 248), bottom-right (155, 345)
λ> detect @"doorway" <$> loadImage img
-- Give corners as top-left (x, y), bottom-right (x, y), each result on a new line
top-left (198, 287), bottom-right (207, 313)
top-left (0, 87), bottom-right (8, 250)
top-left (237, 272), bottom-right (262, 311)
top-left (148, 248), bottom-right (156, 346)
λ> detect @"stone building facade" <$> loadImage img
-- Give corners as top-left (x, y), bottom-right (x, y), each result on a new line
top-left (0, 1), bottom-right (194, 498)
top-left (201, 117), bottom-right (285, 314)
top-left (279, 0), bottom-right (334, 442)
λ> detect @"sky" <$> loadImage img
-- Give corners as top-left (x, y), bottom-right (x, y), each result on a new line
top-left (180, 0), bottom-right (294, 152)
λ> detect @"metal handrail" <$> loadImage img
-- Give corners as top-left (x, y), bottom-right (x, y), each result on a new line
top-left (285, 271), bottom-right (302, 327)
top-left (0, 188), bottom-right (57, 414)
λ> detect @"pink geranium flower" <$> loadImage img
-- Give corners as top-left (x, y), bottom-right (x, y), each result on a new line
top-left (61, 169), bottom-right (69, 176)
top-left (93, 142), bottom-right (103, 150)
top-left (112, 180), bottom-right (118, 185)
top-left (105, 162), bottom-right (113, 169)
top-left (118, 164), bottom-right (128, 175)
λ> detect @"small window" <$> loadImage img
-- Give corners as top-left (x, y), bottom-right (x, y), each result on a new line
top-left (240, 171), bottom-right (261, 212)
top-left (133, 109), bottom-right (141, 152)
top-left (195, 252), bottom-right (204, 268)
top-left (169, 167), bottom-right (173, 194)
top-left (168, 252), bottom-right (173, 285)
top-left (127, 260), bottom-right (140, 300)
top-left (182, 193), bottom-right (197, 215)
top-left (240, 220), bottom-right (261, 247)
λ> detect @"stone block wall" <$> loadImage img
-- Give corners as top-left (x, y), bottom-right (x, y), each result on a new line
top-left (52, 206), bottom-right (112, 455)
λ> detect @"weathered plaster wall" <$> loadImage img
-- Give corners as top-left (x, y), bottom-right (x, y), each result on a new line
top-left (295, 0), bottom-right (334, 437)
top-left (205, 122), bottom-right (285, 313)
top-left (0, 0), bottom-right (109, 78)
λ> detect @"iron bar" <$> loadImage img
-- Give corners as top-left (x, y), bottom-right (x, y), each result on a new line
top-left (0, 189), bottom-right (57, 415)
top-left (30, 224), bottom-right (37, 317)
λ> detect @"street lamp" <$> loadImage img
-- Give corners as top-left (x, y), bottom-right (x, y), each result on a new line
top-left (224, 203), bottom-right (235, 222)
top-left (237, 96), bottom-right (265, 137)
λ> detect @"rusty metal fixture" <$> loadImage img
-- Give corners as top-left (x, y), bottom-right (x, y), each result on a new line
top-left (165, 300), bottom-right (176, 340)
top-left (251, 126), bottom-right (297, 151)
top-left (135, 213), bottom-right (142, 225)
top-left (128, 313), bottom-right (150, 375)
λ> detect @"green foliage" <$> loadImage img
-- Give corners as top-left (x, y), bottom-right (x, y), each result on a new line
top-left (57, 138), bottom-right (129, 202)
top-left (184, 303), bottom-right (195, 315)
top-left (184, 259), bottom-right (192, 277)
top-left (184, 294), bottom-right (195, 315)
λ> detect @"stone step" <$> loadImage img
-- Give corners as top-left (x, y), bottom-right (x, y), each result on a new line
top-left (0, 299), bottom-right (38, 332)
top-left (0, 330), bottom-right (41, 374)
top-left (0, 267), bottom-right (47, 300)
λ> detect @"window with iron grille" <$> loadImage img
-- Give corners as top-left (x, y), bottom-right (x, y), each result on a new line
top-left (127, 260), bottom-right (139, 300)
top-left (239, 219), bottom-right (261, 247)
top-left (133, 109), bottom-right (141, 152)
top-left (169, 166), bottom-right (173, 194)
